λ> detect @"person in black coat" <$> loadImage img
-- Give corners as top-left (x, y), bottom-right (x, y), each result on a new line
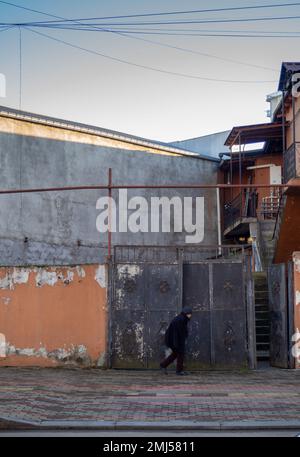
top-left (160, 306), bottom-right (193, 376)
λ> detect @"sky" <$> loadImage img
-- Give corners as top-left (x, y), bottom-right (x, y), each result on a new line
top-left (0, 0), bottom-right (299, 142)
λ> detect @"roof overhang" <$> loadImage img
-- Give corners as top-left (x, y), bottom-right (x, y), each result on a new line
top-left (224, 122), bottom-right (288, 147)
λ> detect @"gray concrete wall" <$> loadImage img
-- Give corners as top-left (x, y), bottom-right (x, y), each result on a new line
top-left (0, 129), bottom-right (219, 265)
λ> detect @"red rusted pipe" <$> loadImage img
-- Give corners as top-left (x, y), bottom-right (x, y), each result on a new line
top-left (0, 183), bottom-right (299, 194)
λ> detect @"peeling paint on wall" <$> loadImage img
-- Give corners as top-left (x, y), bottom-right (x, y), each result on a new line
top-left (296, 290), bottom-right (300, 306)
top-left (0, 266), bottom-right (89, 289)
top-left (76, 266), bottom-right (86, 278)
top-left (95, 265), bottom-right (107, 288)
top-left (35, 270), bottom-right (58, 287)
top-left (0, 333), bottom-right (5, 358)
top-left (293, 253), bottom-right (300, 273)
top-left (4, 343), bottom-right (93, 366)
top-left (0, 264), bottom-right (107, 368)
top-left (0, 268), bottom-right (30, 290)
top-left (97, 352), bottom-right (106, 367)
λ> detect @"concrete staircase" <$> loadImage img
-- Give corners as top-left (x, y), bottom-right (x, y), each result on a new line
top-left (259, 220), bottom-right (276, 269)
top-left (253, 272), bottom-right (270, 361)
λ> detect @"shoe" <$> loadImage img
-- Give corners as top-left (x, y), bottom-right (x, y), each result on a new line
top-left (176, 371), bottom-right (189, 376)
top-left (159, 364), bottom-right (168, 375)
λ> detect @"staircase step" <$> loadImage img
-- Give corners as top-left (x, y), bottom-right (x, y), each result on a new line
top-left (256, 336), bottom-right (270, 344)
top-left (257, 350), bottom-right (270, 359)
top-left (257, 343), bottom-right (270, 351)
top-left (256, 327), bottom-right (270, 335)
top-left (255, 303), bottom-right (269, 308)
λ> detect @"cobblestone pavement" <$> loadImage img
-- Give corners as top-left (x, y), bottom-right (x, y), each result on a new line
top-left (0, 367), bottom-right (299, 424)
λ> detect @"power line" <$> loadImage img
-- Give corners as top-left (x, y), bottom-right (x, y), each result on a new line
top-left (4, 14), bottom-right (300, 27)
top-left (0, 0), bottom-right (279, 82)
top-left (0, 0), bottom-right (280, 73)
top-left (26, 15), bottom-right (300, 27)
top-left (25, 27), bottom-right (276, 84)
top-left (2, 0), bottom-right (300, 23)
top-left (15, 23), bottom-right (300, 38)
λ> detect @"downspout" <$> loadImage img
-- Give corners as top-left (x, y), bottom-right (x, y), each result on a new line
top-left (216, 188), bottom-right (222, 256)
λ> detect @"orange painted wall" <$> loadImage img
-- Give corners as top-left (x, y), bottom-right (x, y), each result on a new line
top-left (253, 155), bottom-right (283, 213)
top-left (0, 265), bottom-right (107, 367)
top-left (293, 252), bottom-right (300, 369)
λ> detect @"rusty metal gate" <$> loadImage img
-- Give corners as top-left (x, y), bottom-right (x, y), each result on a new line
top-left (268, 263), bottom-right (295, 369)
top-left (109, 246), bottom-right (256, 370)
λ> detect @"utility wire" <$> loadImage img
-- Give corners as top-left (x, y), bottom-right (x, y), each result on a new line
top-left (0, 0), bottom-right (294, 73)
top-left (4, 14), bottom-right (300, 27)
top-left (1, 0), bottom-right (300, 22)
top-left (0, 0), bottom-right (278, 82)
top-left (25, 27), bottom-right (276, 84)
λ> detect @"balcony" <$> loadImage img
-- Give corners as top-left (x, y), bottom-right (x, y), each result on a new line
top-left (284, 142), bottom-right (300, 183)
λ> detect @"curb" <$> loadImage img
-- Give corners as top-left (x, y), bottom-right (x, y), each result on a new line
top-left (1, 417), bottom-right (300, 431)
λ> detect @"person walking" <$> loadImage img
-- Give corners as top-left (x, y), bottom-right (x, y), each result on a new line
top-left (160, 306), bottom-right (192, 376)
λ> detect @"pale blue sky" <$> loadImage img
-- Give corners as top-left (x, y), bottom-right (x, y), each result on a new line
top-left (0, 0), bottom-right (300, 141)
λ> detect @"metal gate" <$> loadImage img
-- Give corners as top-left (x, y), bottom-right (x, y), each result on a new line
top-left (109, 246), bottom-right (256, 370)
top-left (268, 263), bottom-right (294, 368)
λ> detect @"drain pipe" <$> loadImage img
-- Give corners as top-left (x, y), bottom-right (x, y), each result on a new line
top-left (216, 188), bottom-right (222, 256)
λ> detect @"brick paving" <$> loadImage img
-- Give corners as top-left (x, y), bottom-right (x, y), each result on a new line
top-left (0, 367), bottom-right (299, 424)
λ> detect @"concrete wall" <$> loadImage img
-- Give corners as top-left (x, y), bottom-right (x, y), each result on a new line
top-left (0, 264), bottom-right (107, 367)
top-left (0, 115), bottom-right (219, 266)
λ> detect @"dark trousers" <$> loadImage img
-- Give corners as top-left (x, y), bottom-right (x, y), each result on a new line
top-left (160, 350), bottom-right (184, 372)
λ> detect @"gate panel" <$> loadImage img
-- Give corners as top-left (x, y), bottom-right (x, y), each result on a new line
top-left (212, 263), bottom-right (247, 367)
top-left (146, 264), bottom-right (180, 368)
top-left (183, 264), bottom-right (211, 368)
top-left (111, 264), bottom-right (146, 368)
top-left (268, 263), bottom-right (289, 368)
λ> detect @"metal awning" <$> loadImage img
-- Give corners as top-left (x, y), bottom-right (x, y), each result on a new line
top-left (224, 122), bottom-right (288, 147)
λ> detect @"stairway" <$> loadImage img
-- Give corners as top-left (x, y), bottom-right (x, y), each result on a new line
top-left (259, 220), bottom-right (276, 268)
top-left (253, 272), bottom-right (270, 361)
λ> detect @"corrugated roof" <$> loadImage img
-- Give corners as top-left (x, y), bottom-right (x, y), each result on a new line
top-left (0, 105), bottom-right (219, 162)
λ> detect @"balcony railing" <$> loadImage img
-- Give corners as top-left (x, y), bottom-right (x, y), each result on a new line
top-left (260, 194), bottom-right (281, 220)
top-left (284, 142), bottom-right (300, 182)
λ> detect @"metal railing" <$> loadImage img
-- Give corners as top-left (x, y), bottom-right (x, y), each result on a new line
top-left (260, 194), bottom-right (281, 220)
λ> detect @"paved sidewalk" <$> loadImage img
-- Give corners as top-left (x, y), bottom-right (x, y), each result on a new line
top-left (0, 367), bottom-right (299, 430)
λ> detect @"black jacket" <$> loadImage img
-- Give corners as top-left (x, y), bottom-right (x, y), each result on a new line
top-left (165, 313), bottom-right (189, 353)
